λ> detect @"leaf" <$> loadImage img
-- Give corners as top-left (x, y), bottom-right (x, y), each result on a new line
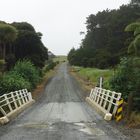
top-left (125, 22), bottom-right (140, 32)
top-left (134, 27), bottom-right (140, 36)
top-left (127, 41), bottom-right (135, 54)
top-left (133, 34), bottom-right (140, 47)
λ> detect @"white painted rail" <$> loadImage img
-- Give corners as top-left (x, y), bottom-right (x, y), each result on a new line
top-left (86, 87), bottom-right (122, 120)
top-left (0, 89), bottom-right (34, 121)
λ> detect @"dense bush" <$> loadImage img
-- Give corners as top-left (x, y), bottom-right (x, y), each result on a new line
top-left (12, 60), bottom-right (41, 88)
top-left (43, 60), bottom-right (57, 73)
top-left (0, 71), bottom-right (31, 95)
top-left (0, 60), bottom-right (42, 95)
top-left (109, 57), bottom-right (140, 110)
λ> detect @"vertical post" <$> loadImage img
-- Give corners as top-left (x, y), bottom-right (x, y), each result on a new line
top-left (97, 88), bottom-right (102, 104)
top-left (0, 107), bottom-right (7, 116)
top-left (16, 91), bottom-right (22, 106)
top-left (22, 90), bottom-right (28, 103)
top-left (28, 92), bottom-right (33, 101)
top-left (20, 90), bottom-right (25, 104)
top-left (113, 93), bottom-right (121, 115)
top-left (103, 90), bottom-right (110, 109)
top-left (94, 88), bottom-right (100, 102)
top-left (127, 93), bottom-right (133, 120)
top-left (99, 77), bottom-right (103, 88)
top-left (99, 89), bottom-right (105, 106)
top-left (4, 94), bottom-right (13, 112)
top-left (24, 89), bottom-right (29, 101)
top-left (107, 92), bottom-right (115, 113)
top-left (89, 89), bottom-right (94, 98)
top-left (11, 92), bottom-right (18, 109)
top-left (92, 87), bottom-right (97, 100)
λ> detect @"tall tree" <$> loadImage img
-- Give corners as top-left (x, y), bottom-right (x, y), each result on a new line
top-left (12, 22), bottom-right (48, 68)
top-left (68, 4), bottom-right (140, 68)
top-left (0, 23), bottom-right (17, 60)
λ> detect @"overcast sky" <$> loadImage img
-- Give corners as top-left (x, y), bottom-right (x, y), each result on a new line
top-left (0, 0), bottom-right (130, 55)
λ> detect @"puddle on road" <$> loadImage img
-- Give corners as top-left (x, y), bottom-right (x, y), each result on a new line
top-left (74, 122), bottom-right (105, 136)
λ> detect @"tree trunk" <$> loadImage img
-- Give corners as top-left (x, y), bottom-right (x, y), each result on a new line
top-left (0, 44), bottom-right (2, 59)
top-left (9, 43), bottom-right (12, 55)
top-left (3, 43), bottom-right (6, 60)
top-left (127, 93), bottom-right (133, 120)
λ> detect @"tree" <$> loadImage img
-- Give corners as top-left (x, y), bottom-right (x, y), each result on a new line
top-left (11, 22), bottom-right (35, 32)
top-left (68, 4), bottom-right (140, 68)
top-left (12, 22), bottom-right (48, 68)
top-left (125, 22), bottom-right (140, 56)
top-left (131, 0), bottom-right (140, 4)
top-left (0, 23), bottom-right (17, 60)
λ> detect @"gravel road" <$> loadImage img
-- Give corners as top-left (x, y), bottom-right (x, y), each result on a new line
top-left (0, 63), bottom-right (130, 140)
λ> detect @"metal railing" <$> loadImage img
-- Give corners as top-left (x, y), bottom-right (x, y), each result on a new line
top-left (0, 89), bottom-right (33, 117)
top-left (89, 87), bottom-right (121, 116)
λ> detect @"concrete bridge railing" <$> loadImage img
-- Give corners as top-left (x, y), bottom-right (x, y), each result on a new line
top-left (86, 87), bottom-right (122, 121)
top-left (0, 89), bottom-right (35, 124)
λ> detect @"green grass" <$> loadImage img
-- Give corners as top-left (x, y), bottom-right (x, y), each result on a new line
top-left (53, 55), bottom-right (67, 63)
top-left (73, 66), bottom-right (113, 88)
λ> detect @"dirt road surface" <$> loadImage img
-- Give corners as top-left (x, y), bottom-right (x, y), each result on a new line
top-left (0, 63), bottom-right (131, 140)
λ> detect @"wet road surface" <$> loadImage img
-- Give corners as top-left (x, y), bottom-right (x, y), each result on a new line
top-left (0, 63), bottom-right (128, 140)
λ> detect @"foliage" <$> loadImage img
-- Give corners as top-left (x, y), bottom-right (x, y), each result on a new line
top-left (0, 59), bottom-right (45, 95)
top-left (12, 22), bottom-right (48, 68)
top-left (73, 66), bottom-right (113, 88)
top-left (0, 23), bottom-right (17, 43)
top-left (0, 23), bottom-right (17, 60)
top-left (0, 21), bottom-right (48, 69)
top-left (131, 0), bottom-right (140, 4)
top-left (0, 71), bottom-right (31, 95)
top-left (125, 22), bottom-right (140, 56)
top-left (0, 59), bottom-right (6, 72)
top-left (5, 54), bottom-right (16, 70)
top-left (109, 57), bottom-right (140, 109)
top-left (12, 60), bottom-right (41, 89)
top-left (68, 4), bottom-right (140, 68)
top-left (0, 59), bottom-right (5, 67)
top-left (43, 60), bottom-right (58, 73)
top-left (11, 22), bottom-right (35, 32)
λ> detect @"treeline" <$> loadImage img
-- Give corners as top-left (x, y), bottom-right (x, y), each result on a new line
top-left (0, 21), bottom-right (50, 95)
top-left (68, 3), bottom-right (140, 69)
top-left (0, 21), bottom-right (48, 71)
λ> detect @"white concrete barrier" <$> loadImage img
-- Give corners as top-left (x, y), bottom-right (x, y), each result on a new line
top-left (0, 89), bottom-right (35, 124)
top-left (86, 87), bottom-right (121, 121)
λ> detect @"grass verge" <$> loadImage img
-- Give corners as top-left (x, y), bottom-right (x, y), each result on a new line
top-left (71, 66), bottom-right (113, 89)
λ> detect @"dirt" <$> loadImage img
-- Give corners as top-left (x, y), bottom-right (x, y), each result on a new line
top-left (0, 63), bottom-right (139, 140)
top-left (31, 66), bottom-right (57, 100)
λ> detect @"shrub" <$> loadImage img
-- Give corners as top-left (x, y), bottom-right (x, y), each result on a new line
top-left (0, 71), bottom-right (31, 95)
top-left (12, 60), bottom-right (41, 88)
top-left (109, 57), bottom-right (140, 110)
top-left (43, 60), bottom-right (57, 73)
